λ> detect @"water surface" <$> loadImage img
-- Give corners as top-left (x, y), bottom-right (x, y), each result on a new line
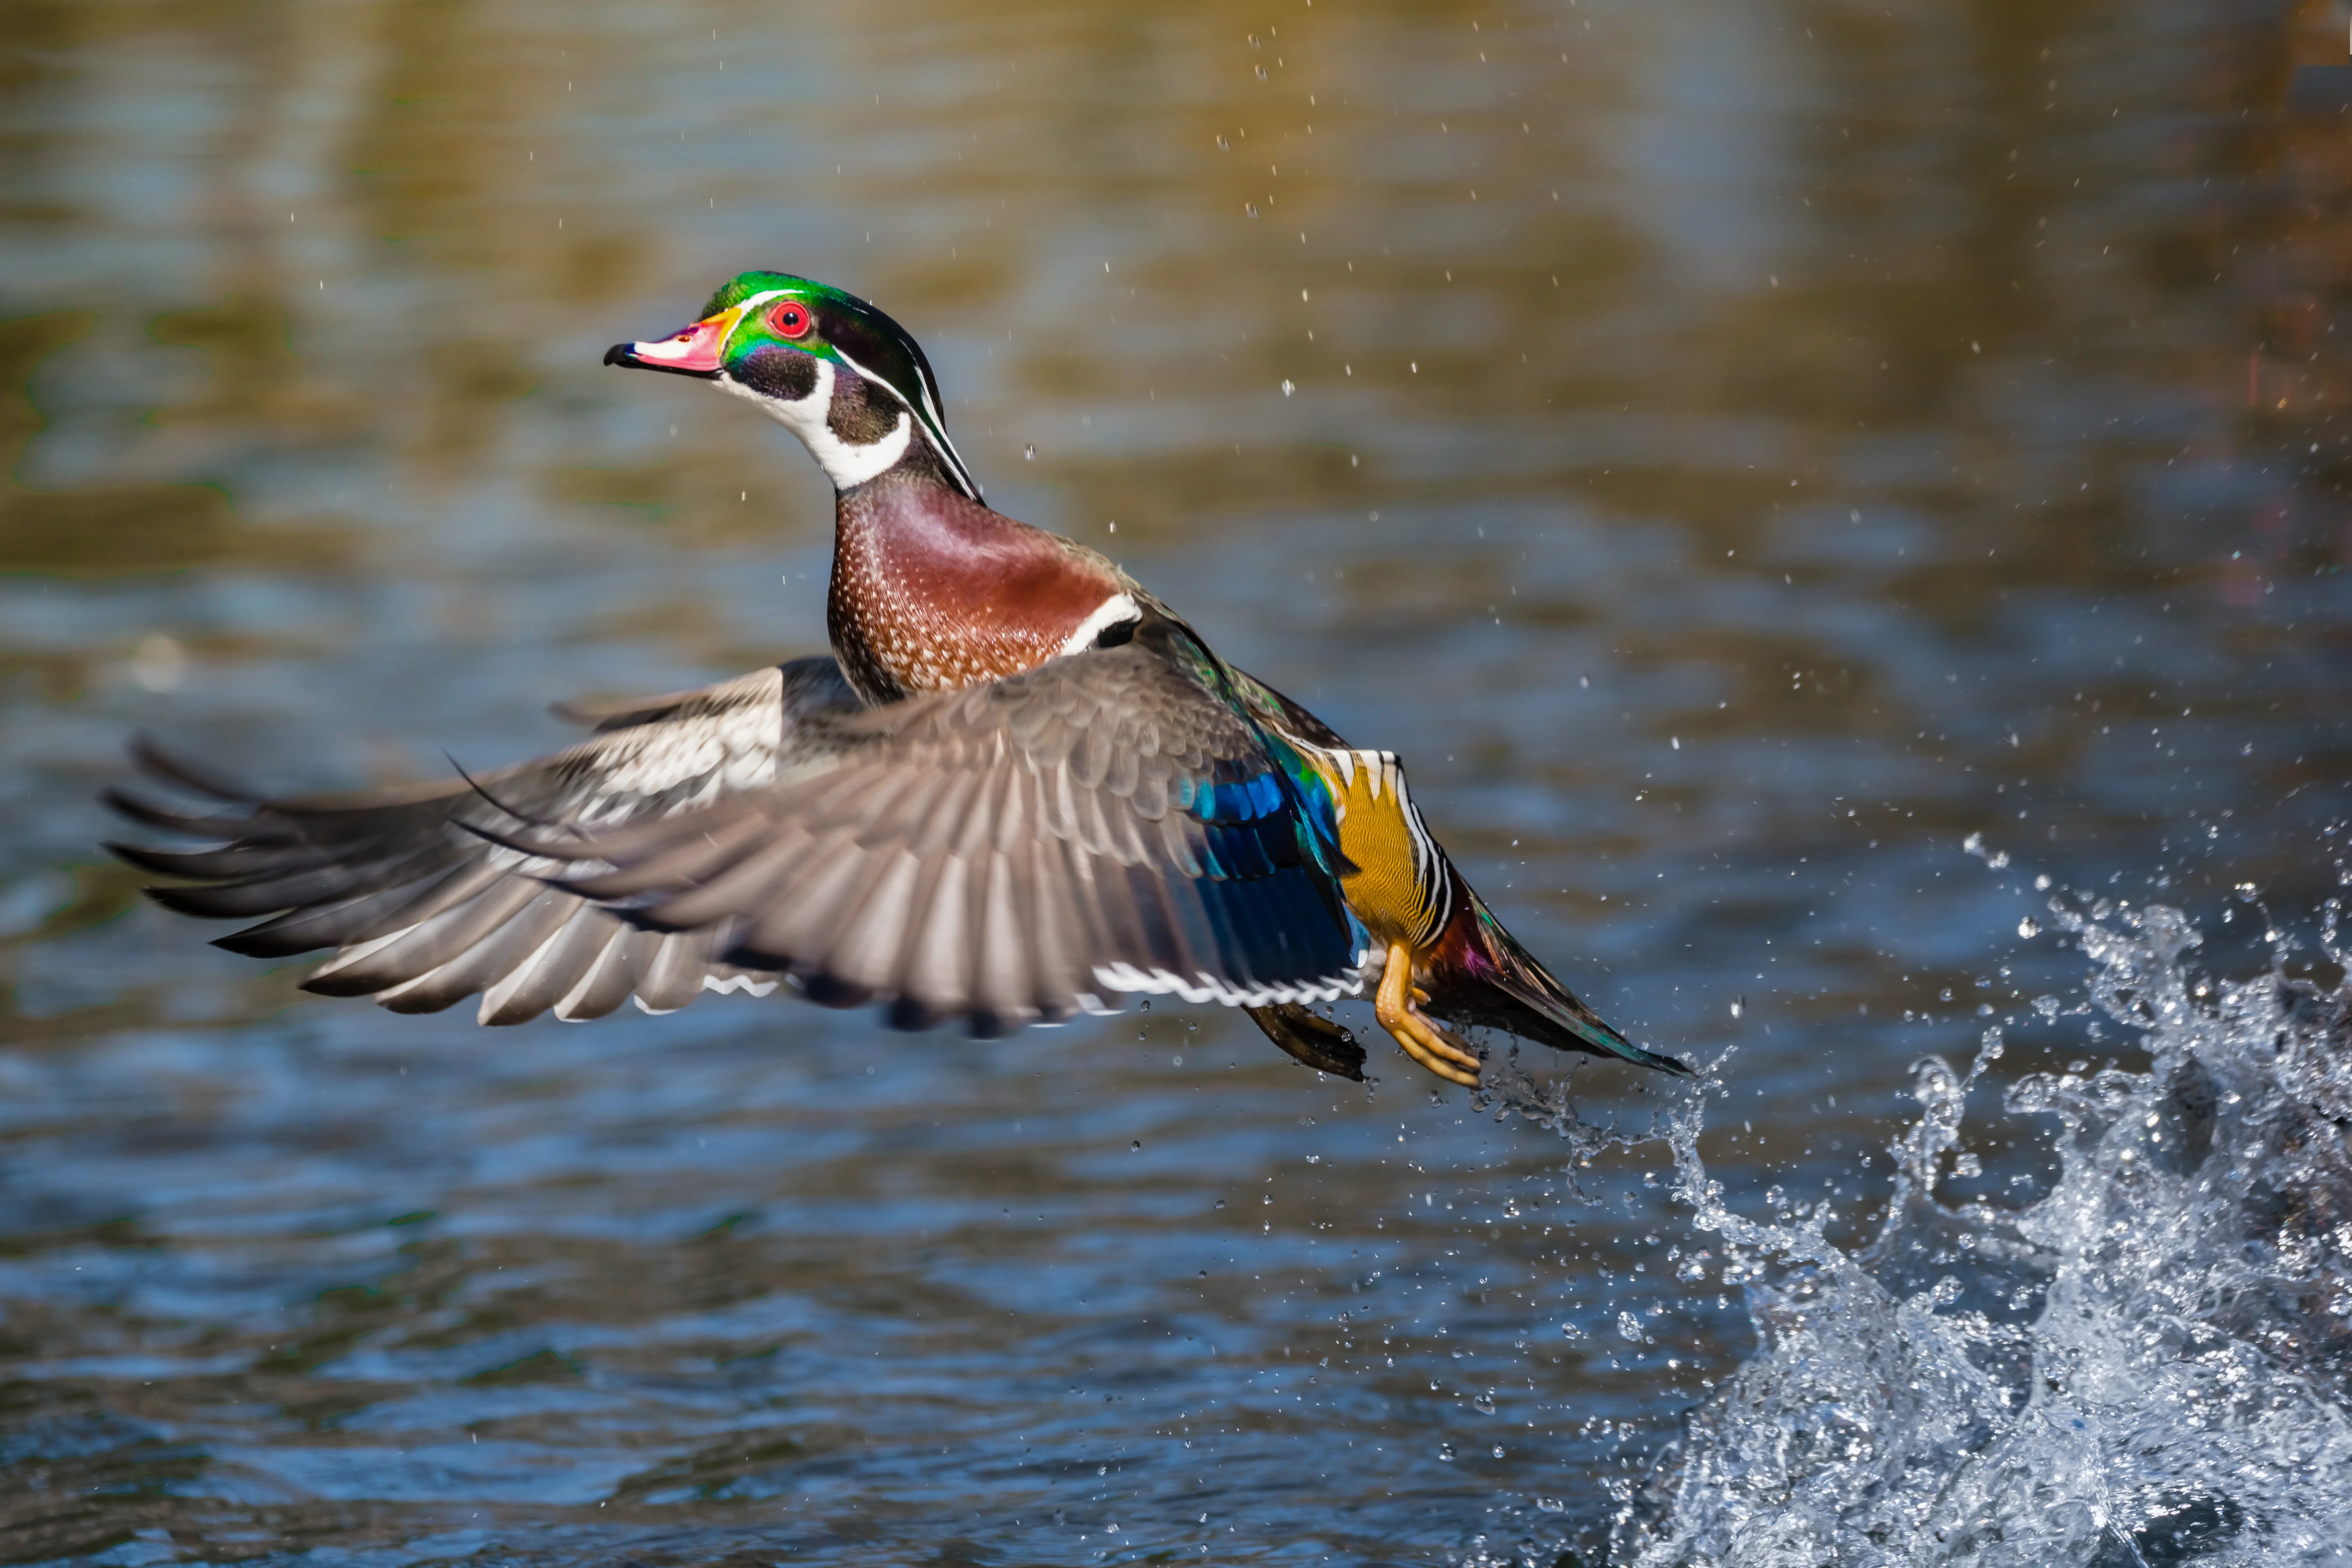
top-left (1, 0), bottom-right (2347, 1562)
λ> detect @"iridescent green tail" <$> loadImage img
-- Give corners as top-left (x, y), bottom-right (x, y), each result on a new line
top-left (1471, 897), bottom-right (1694, 1078)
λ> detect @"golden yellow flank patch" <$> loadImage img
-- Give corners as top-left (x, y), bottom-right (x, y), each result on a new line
top-left (1320, 748), bottom-right (1450, 950)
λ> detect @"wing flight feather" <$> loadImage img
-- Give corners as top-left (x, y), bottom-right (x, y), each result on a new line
top-left (113, 630), bottom-right (1366, 1038)
top-left (107, 658), bottom-right (858, 1025)
top-left (502, 629), bottom-right (1364, 1030)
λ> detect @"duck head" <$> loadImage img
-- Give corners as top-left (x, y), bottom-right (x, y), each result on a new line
top-left (607, 271), bottom-right (983, 501)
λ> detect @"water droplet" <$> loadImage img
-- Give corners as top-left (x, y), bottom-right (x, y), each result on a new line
top-left (1729, 997), bottom-right (1744, 1019)
top-left (1437, 1442), bottom-right (1456, 1461)
top-left (130, 634), bottom-right (186, 693)
top-left (1215, 135), bottom-right (1231, 151)
top-left (2019, 917), bottom-right (2041, 938)
top-left (1130, 1141), bottom-right (1141, 1152)
top-left (1245, 202), bottom-right (1260, 218)
top-left (1024, 444), bottom-right (1035, 460)
top-left (1281, 379), bottom-right (1295, 396)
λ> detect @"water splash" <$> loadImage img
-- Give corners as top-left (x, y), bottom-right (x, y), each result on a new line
top-left (1475, 1048), bottom-right (1690, 1203)
top-left (1605, 891), bottom-right (2352, 1566)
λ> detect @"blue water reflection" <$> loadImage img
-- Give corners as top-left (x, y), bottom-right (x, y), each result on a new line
top-left (0, 0), bottom-right (2344, 1561)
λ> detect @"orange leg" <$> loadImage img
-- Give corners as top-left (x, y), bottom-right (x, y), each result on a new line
top-left (1373, 940), bottom-right (1481, 1087)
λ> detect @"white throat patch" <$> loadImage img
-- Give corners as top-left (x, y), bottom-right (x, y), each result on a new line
top-left (720, 357), bottom-right (911, 490)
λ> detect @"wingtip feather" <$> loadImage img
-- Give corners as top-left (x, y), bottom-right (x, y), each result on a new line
top-left (126, 734), bottom-right (264, 803)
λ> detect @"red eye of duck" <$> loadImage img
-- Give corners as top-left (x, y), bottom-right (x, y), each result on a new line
top-left (767, 301), bottom-right (813, 339)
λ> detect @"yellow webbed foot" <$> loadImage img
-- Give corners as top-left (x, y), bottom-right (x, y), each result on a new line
top-left (1374, 940), bottom-right (1481, 1087)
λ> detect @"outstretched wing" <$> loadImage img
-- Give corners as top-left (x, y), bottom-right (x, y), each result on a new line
top-left (106, 658), bottom-right (860, 1025)
top-left (519, 625), bottom-right (1365, 1036)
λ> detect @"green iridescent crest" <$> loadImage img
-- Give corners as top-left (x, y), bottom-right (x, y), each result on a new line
top-left (705, 271), bottom-right (981, 501)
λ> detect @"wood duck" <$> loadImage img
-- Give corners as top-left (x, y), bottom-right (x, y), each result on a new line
top-left (107, 272), bottom-right (1689, 1089)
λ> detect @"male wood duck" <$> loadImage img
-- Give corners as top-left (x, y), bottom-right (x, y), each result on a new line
top-left (108, 272), bottom-right (1689, 1089)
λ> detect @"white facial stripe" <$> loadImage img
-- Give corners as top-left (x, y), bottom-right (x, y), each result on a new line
top-left (926, 423), bottom-right (984, 502)
top-left (711, 291), bottom-right (979, 497)
top-left (834, 345), bottom-right (984, 503)
top-left (1056, 592), bottom-right (1143, 656)
top-left (906, 362), bottom-right (983, 502)
top-left (719, 358), bottom-right (912, 489)
top-left (693, 288), bottom-right (794, 351)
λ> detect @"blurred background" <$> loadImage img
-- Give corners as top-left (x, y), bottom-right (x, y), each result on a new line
top-left (1, 0), bottom-right (2347, 1562)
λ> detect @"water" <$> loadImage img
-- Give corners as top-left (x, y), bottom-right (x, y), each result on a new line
top-left (1600, 875), bottom-right (2352, 1566)
top-left (2, 0), bottom-right (2348, 1562)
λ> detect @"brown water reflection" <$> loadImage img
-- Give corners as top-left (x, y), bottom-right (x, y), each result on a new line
top-left (0, 0), bottom-right (2345, 1562)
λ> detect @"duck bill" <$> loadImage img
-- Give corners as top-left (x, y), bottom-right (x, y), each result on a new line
top-left (603, 305), bottom-right (745, 378)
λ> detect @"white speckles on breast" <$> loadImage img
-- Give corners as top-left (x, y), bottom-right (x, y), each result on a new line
top-left (831, 529), bottom-right (1066, 698)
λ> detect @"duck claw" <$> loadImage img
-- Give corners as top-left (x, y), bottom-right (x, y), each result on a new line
top-left (1375, 941), bottom-right (1481, 1087)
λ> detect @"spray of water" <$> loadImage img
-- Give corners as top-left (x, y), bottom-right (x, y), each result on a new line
top-left (1590, 883), bottom-right (2352, 1566)
top-left (1463, 875), bottom-right (2352, 1567)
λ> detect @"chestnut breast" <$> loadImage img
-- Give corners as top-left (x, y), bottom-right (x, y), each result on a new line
top-left (830, 472), bottom-right (1134, 701)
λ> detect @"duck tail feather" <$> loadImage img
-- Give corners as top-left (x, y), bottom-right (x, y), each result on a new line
top-left (1473, 903), bottom-right (1692, 1077)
